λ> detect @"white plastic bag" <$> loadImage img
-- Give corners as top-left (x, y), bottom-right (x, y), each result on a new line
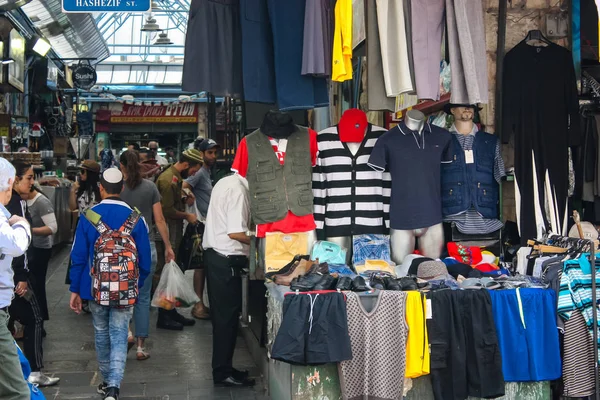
top-left (151, 260), bottom-right (200, 310)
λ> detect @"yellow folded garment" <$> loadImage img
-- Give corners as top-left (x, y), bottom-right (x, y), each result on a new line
top-left (264, 232), bottom-right (310, 273)
top-left (355, 259), bottom-right (396, 276)
top-left (405, 292), bottom-right (430, 378)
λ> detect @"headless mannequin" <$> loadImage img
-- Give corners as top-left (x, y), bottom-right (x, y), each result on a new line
top-left (390, 109), bottom-right (444, 264)
top-left (326, 109), bottom-right (369, 262)
top-left (257, 110), bottom-right (316, 268)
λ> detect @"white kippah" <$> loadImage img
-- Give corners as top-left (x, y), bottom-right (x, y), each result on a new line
top-left (102, 167), bottom-right (122, 184)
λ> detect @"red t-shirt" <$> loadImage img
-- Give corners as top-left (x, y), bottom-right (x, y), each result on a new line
top-left (232, 130), bottom-right (318, 238)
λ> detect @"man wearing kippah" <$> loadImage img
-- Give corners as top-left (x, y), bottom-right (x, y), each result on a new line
top-left (69, 168), bottom-right (151, 400)
top-left (154, 149), bottom-right (203, 330)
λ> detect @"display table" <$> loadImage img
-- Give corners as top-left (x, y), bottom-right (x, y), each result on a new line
top-left (265, 284), bottom-right (550, 400)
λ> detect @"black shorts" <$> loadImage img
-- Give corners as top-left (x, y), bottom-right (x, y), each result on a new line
top-left (271, 291), bottom-right (352, 365)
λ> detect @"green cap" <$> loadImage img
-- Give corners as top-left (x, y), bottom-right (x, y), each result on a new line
top-left (182, 148), bottom-right (203, 164)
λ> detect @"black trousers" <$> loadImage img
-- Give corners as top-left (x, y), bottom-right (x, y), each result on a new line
top-left (9, 280), bottom-right (44, 371)
top-left (29, 247), bottom-right (52, 321)
top-left (428, 290), bottom-right (504, 400)
top-left (204, 248), bottom-right (245, 381)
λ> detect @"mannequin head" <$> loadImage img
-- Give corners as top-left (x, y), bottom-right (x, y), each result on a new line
top-left (338, 109), bottom-right (368, 143)
top-left (405, 110), bottom-right (426, 132)
top-left (450, 106), bottom-right (475, 122)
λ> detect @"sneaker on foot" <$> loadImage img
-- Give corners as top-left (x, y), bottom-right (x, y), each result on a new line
top-left (97, 382), bottom-right (108, 395)
top-left (104, 387), bottom-right (119, 400)
top-left (28, 372), bottom-right (60, 387)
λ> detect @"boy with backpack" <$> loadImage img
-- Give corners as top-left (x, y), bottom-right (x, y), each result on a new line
top-left (69, 168), bottom-right (151, 400)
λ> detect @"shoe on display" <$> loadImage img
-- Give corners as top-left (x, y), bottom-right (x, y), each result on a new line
top-left (214, 376), bottom-right (256, 387)
top-left (335, 276), bottom-right (353, 291)
top-left (313, 274), bottom-right (337, 291)
top-left (352, 276), bottom-right (368, 292)
top-left (383, 277), bottom-right (401, 291)
top-left (398, 277), bottom-right (418, 291)
top-left (307, 261), bottom-right (329, 275)
top-left (274, 259), bottom-right (313, 286)
top-left (28, 372), bottom-right (60, 387)
top-left (104, 387), bottom-right (119, 400)
top-left (265, 255), bottom-right (310, 279)
top-left (369, 275), bottom-right (385, 290)
top-left (171, 310), bottom-right (196, 326)
top-left (290, 273), bottom-right (324, 291)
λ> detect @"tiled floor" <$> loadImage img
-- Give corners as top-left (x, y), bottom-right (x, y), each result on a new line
top-left (36, 246), bottom-right (266, 400)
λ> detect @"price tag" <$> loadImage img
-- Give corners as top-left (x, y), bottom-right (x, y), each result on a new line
top-left (278, 139), bottom-right (288, 153)
top-left (426, 299), bottom-right (432, 319)
top-left (465, 150), bottom-right (474, 164)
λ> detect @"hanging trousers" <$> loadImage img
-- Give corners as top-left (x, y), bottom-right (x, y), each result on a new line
top-left (204, 248), bottom-right (246, 382)
top-left (427, 290), bottom-right (505, 400)
top-left (9, 279), bottom-right (44, 371)
top-left (29, 247), bottom-right (52, 321)
top-left (445, 0), bottom-right (488, 104)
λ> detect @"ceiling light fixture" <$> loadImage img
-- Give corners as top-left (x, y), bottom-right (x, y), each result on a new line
top-left (1, 58), bottom-right (14, 64)
top-left (32, 37), bottom-right (51, 56)
top-left (154, 32), bottom-right (173, 46)
top-left (140, 17), bottom-right (161, 32)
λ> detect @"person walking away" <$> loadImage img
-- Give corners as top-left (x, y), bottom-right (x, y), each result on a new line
top-left (8, 161), bottom-right (59, 387)
top-left (67, 160), bottom-right (101, 315)
top-left (119, 150), bottom-right (175, 360)
top-left (154, 149), bottom-right (202, 330)
top-left (26, 185), bottom-right (57, 323)
top-left (148, 141), bottom-right (169, 167)
top-left (0, 157), bottom-right (34, 400)
top-left (69, 168), bottom-right (151, 400)
top-left (182, 138), bottom-right (220, 320)
top-left (203, 173), bottom-right (255, 387)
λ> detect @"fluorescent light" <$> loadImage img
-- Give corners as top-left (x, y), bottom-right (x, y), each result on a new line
top-left (1, 59), bottom-right (14, 64)
top-left (32, 38), bottom-right (51, 56)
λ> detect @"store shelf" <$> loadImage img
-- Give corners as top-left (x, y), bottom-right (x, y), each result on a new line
top-left (394, 93), bottom-right (451, 119)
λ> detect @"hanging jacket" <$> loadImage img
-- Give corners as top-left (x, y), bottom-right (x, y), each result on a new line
top-left (441, 131), bottom-right (499, 219)
top-left (245, 126), bottom-right (313, 224)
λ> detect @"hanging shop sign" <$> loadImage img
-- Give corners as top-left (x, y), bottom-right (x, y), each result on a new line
top-left (110, 104), bottom-right (198, 124)
top-left (62, 0), bottom-right (151, 13)
top-left (72, 64), bottom-right (97, 90)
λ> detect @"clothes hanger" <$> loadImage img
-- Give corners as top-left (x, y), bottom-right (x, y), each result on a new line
top-left (524, 29), bottom-right (552, 47)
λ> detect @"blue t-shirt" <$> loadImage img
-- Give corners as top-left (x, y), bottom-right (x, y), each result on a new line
top-left (368, 122), bottom-right (452, 230)
top-left (185, 166), bottom-right (212, 218)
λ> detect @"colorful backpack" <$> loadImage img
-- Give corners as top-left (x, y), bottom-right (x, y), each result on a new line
top-left (85, 208), bottom-right (141, 307)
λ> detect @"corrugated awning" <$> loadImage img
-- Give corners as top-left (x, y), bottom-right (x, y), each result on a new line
top-left (20, 0), bottom-right (109, 62)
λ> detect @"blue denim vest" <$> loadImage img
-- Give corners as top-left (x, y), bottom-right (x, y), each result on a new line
top-left (441, 131), bottom-right (499, 219)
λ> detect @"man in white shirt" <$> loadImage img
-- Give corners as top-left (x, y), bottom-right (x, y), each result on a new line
top-left (202, 173), bottom-right (255, 387)
top-left (0, 157), bottom-right (32, 400)
top-left (148, 141), bottom-right (169, 166)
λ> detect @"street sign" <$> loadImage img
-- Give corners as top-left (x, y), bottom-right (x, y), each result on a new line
top-left (62, 0), bottom-right (151, 13)
top-left (72, 64), bottom-right (97, 90)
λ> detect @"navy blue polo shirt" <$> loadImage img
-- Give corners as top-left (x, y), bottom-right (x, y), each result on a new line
top-left (368, 122), bottom-right (452, 230)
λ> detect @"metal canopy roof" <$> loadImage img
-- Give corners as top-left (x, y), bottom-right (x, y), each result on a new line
top-left (95, 0), bottom-right (188, 85)
top-left (20, 0), bottom-right (109, 61)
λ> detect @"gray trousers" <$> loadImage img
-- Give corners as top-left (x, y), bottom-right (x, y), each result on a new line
top-left (0, 309), bottom-right (30, 400)
top-left (446, 0), bottom-right (489, 104)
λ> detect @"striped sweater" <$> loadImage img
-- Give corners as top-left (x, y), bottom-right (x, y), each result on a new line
top-left (312, 124), bottom-right (391, 239)
top-left (557, 256), bottom-right (600, 359)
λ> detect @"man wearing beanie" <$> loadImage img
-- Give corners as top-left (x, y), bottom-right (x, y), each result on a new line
top-left (69, 168), bottom-right (151, 400)
top-left (155, 148), bottom-right (203, 330)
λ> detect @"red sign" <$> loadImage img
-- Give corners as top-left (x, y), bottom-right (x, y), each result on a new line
top-left (110, 104), bottom-right (198, 124)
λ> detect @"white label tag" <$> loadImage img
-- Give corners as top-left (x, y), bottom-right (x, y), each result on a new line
top-left (465, 150), bottom-right (474, 164)
top-left (425, 299), bottom-right (432, 320)
top-left (278, 139), bottom-right (288, 153)
top-left (282, 235), bottom-right (293, 242)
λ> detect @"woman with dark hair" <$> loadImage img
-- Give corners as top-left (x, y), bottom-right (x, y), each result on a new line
top-left (69, 160), bottom-right (101, 214)
top-left (8, 161), bottom-right (59, 387)
top-left (120, 150), bottom-right (175, 360)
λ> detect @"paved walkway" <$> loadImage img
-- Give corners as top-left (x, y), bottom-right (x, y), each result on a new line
top-left (36, 245), bottom-right (265, 400)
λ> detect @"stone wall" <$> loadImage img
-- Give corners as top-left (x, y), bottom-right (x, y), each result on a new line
top-left (482, 0), bottom-right (567, 222)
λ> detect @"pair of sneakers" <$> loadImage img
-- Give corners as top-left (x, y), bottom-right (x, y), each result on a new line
top-left (98, 383), bottom-right (119, 400)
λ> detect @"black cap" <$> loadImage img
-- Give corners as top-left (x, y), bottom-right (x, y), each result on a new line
top-left (443, 103), bottom-right (483, 115)
top-left (198, 138), bottom-right (220, 152)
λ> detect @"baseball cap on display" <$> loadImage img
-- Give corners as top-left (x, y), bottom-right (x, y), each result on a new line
top-left (199, 139), bottom-right (221, 152)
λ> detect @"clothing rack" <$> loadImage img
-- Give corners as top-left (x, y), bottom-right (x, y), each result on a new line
top-left (542, 234), bottom-right (599, 399)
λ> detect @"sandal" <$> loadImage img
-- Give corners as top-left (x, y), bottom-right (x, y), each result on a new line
top-left (136, 346), bottom-right (150, 361)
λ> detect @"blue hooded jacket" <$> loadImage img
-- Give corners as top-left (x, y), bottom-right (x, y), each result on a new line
top-left (69, 198), bottom-right (151, 301)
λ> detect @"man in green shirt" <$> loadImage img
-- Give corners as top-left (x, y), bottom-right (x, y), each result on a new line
top-left (155, 149), bottom-right (203, 330)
